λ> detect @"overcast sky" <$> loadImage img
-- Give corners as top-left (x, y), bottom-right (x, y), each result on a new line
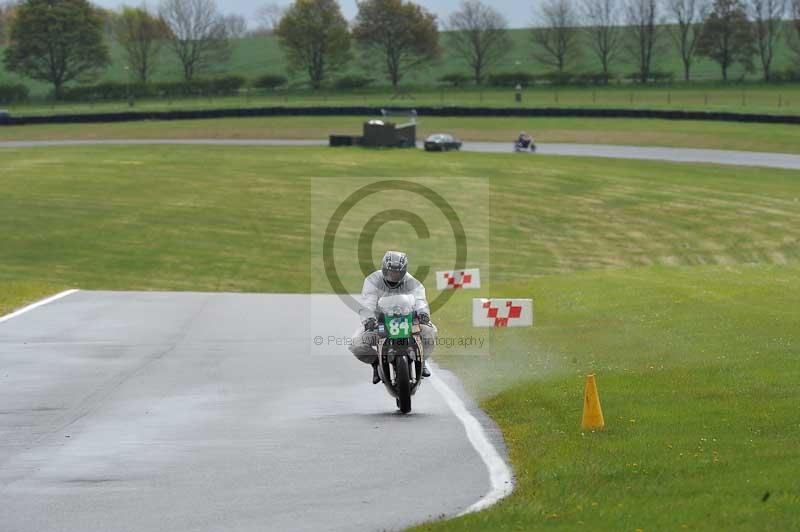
top-left (91, 1), bottom-right (532, 29)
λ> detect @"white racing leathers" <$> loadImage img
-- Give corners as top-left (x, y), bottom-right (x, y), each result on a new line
top-left (349, 271), bottom-right (438, 365)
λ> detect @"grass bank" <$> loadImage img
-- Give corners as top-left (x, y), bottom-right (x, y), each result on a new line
top-left (2, 146), bottom-right (799, 292)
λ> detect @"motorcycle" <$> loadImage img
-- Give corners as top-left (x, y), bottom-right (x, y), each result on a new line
top-left (514, 137), bottom-right (537, 153)
top-left (375, 294), bottom-right (425, 414)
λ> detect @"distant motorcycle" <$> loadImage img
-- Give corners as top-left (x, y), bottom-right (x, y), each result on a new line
top-left (375, 294), bottom-right (426, 414)
top-left (514, 137), bottom-right (537, 153)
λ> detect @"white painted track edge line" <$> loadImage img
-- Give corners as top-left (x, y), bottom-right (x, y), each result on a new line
top-left (0, 289), bottom-right (80, 324)
top-left (428, 362), bottom-right (514, 516)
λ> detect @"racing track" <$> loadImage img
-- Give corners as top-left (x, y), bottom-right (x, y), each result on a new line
top-left (0, 291), bottom-right (509, 531)
top-left (3, 139), bottom-right (800, 169)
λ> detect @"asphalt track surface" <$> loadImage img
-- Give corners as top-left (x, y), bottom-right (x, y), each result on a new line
top-left (2, 139), bottom-right (800, 170)
top-left (0, 291), bottom-right (510, 531)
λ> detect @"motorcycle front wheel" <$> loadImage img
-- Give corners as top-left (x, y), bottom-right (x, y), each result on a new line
top-left (395, 356), bottom-right (412, 414)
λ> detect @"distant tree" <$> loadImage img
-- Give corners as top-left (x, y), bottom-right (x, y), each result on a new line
top-left (0, 1), bottom-right (18, 45)
top-left (353, 0), bottom-right (440, 87)
top-left (159, 0), bottom-right (230, 81)
top-left (667, 0), bottom-right (710, 81)
top-left (275, 0), bottom-right (351, 89)
top-left (224, 14), bottom-right (247, 38)
top-left (95, 6), bottom-right (116, 39)
top-left (625, 0), bottom-right (661, 83)
top-left (749, 0), bottom-right (786, 81)
top-left (114, 6), bottom-right (169, 84)
top-left (0, 6), bottom-right (7, 46)
top-left (3, 0), bottom-right (110, 97)
top-left (791, 0), bottom-right (800, 64)
top-left (447, 0), bottom-right (511, 85)
top-left (581, 0), bottom-right (622, 81)
top-left (697, 0), bottom-right (755, 80)
top-left (532, 0), bottom-right (580, 73)
top-left (255, 2), bottom-right (283, 34)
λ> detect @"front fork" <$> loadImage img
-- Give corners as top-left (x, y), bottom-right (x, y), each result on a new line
top-left (377, 333), bottom-right (425, 389)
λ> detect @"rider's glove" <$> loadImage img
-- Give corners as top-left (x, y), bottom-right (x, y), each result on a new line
top-left (418, 313), bottom-right (431, 325)
top-left (364, 317), bottom-right (378, 331)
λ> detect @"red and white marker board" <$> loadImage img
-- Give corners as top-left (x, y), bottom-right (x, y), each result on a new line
top-left (436, 268), bottom-right (481, 290)
top-left (472, 298), bottom-right (533, 328)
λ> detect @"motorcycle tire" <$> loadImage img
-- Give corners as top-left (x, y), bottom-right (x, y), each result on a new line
top-left (395, 356), bottom-right (412, 414)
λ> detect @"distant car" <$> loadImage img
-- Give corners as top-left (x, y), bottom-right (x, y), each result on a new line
top-left (424, 133), bottom-right (462, 152)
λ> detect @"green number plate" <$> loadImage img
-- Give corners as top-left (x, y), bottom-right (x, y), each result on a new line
top-left (385, 314), bottom-right (413, 340)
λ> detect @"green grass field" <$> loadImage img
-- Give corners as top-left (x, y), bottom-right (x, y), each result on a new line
top-left (3, 115), bottom-right (800, 154)
top-left (2, 145), bottom-right (798, 529)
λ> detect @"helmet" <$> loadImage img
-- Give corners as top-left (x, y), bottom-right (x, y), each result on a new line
top-left (520, 131), bottom-right (527, 137)
top-left (381, 251), bottom-right (408, 288)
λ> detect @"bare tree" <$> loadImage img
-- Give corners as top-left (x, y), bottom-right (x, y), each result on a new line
top-left (114, 6), bottom-right (170, 84)
top-left (255, 2), bottom-right (283, 34)
top-left (0, 1), bottom-right (20, 46)
top-left (582, 0), bottom-right (622, 82)
top-left (749, 0), bottom-right (786, 80)
top-left (532, 0), bottom-right (580, 73)
top-left (0, 3), bottom-right (8, 46)
top-left (666, 0), bottom-right (709, 81)
top-left (159, 0), bottom-right (231, 80)
top-left (224, 14), bottom-right (247, 38)
top-left (791, 0), bottom-right (800, 64)
top-left (447, 0), bottom-right (511, 85)
top-left (626, 0), bottom-right (661, 83)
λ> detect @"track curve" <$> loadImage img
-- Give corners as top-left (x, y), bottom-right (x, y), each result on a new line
top-left (0, 291), bottom-right (510, 531)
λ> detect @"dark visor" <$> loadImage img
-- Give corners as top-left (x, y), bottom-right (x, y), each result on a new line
top-left (386, 270), bottom-right (404, 283)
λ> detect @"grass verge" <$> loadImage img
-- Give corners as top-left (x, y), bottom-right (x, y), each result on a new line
top-left (5, 84), bottom-right (800, 117)
top-left (0, 281), bottom-right (68, 317)
top-left (417, 265), bottom-right (800, 530)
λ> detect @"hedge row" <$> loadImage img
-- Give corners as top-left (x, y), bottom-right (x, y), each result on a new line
top-left (3, 106), bottom-right (800, 126)
top-left (483, 70), bottom-right (677, 87)
top-left (0, 83), bottom-right (29, 104)
top-left (56, 75), bottom-right (250, 102)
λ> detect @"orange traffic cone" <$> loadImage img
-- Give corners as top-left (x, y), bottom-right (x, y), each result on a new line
top-left (581, 374), bottom-right (605, 431)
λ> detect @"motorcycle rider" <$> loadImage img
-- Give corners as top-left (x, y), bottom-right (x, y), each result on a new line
top-left (349, 251), bottom-right (437, 385)
top-left (516, 131), bottom-right (532, 148)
